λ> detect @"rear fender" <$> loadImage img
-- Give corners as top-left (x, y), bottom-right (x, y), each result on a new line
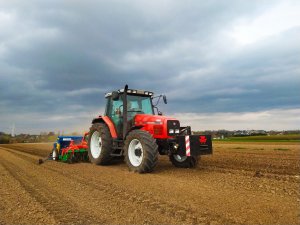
top-left (92, 116), bottom-right (117, 138)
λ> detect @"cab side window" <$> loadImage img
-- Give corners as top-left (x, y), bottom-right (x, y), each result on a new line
top-left (106, 97), bottom-right (123, 137)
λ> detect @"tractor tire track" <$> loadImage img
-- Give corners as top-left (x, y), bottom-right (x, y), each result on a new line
top-left (0, 162), bottom-right (56, 225)
top-left (0, 148), bottom-right (202, 224)
top-left (2, 147), bottom-right (236, 224)
top-left (3, 145), bottom-right (298, 183)
top-left (45, 165), bottom-right (235, 225)
top-left (3, 145), bottom-right (300, 199)
top-left (0, 157), bottom-right (103, 225)
top-left (0, 144), bottom-right (49, 157)
top-left (2, 147), bottom-right (40, 164)
top-left (1, 143), bottom-right (299, 225)
top-left (0, 150), bottom-right (131, 224)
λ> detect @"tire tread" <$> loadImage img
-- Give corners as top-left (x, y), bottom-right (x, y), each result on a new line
top-left (124, 130), bottom-right (158, 173)
top-left (88, 123), bottom-right (112, 165)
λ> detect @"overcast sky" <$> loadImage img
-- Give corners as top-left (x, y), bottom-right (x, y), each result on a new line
top-left (0, 0), bottom-right (299, 134)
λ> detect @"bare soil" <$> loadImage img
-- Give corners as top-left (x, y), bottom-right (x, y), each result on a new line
top-left (0, 142), bottom-right (299, 224)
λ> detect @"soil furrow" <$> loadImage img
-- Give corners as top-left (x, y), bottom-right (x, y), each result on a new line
top-left (3, 146), bottom-right (236, 224)
top-left (0, 157), bottom-right (103, 225)
top-left (45, 165), bottom-right (236, 224)
top-left (1, 143), bottom-right (299, 225)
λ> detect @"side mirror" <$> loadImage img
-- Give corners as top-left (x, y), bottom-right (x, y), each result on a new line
top-left (163, 95), bottom-right (167, 104)
top-left (111, 91), bottom-right (119, 101)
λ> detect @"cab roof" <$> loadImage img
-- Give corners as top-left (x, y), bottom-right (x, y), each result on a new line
top-left (105, 88), bottom-right (154, 98)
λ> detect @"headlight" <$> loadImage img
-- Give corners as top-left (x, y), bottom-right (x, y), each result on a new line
top-left (169, 129), bottom-right (174, 134)
top-left (175, 129), bottom-right (180, 134)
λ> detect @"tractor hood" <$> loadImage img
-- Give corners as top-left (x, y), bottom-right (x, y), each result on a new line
top-left (134, 114), bottom-right (181, 138)
top-left (134, 114), bottom-right (177, 126)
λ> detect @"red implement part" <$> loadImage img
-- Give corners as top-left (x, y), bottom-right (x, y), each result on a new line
top-left (61, 134), bottom-right (88, 157)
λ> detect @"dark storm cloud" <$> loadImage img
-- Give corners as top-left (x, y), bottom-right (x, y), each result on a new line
top-left (0, 0), bottom-right (299, 133)
top-left (165, 27), bottom-right (300, 113)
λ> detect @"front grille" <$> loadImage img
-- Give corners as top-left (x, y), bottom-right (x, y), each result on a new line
top-left (167, 120), bottom-right (180, 136)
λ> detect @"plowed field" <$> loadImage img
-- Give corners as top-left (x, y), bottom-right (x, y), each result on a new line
top-left (0, 142), bottom-right (299, 224)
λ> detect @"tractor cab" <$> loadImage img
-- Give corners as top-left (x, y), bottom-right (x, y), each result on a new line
top-left (105, 87), bottom-right (160, 138)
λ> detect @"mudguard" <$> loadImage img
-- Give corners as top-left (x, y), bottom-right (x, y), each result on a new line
top-left (92, 116), bottom-right (118, 138)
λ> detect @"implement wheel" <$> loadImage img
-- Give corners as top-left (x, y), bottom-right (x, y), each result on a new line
top-left (124, 130), bottom-right (158, 173)
top-left (52, 148), bottom-right (59, 161)
top-left (169, 155), bottom-right (198, 168)
top-left (88, 123), bottom-right (112, 165)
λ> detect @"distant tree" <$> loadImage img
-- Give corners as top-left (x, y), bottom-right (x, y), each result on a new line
top-left (48, 131), bottom-right (55, 136)
top-left (0, 134), bottom-right (10, 144)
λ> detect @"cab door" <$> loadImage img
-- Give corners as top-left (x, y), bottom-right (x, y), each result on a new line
top-left (105, 97), bottom-right (123, 137)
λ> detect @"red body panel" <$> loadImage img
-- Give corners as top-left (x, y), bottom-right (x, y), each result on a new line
top-left (96, 114), bottom-right (178, 139)
top-left (102, 116), bottom-right (118, 138)
top-left (134, 114), bottom-right (178, 139)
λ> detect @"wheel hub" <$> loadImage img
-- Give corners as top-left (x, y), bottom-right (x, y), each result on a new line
top-left (174, 154), bottom-right (187, 162)
top-left (90, 131), bottom-right (102, 158)
top-left (134, 148), bottom-right (142, 157)
top-left (128, 139), bottom-right (143, 167)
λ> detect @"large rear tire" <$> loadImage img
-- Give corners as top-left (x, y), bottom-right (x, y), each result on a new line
top-left (124, 130), bottom-right (158, 173)
top-left (88, 123), bottom-right (112, 165)
top-left (169, 154), bottom-right (198, 168)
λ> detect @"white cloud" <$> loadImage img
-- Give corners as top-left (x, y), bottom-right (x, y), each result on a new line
top-left (65, 88), bottom-right (106, 96)
top-left (230, 1), bottom-right (300, 45)
top-left (172, 108), bottom-right (300, 130)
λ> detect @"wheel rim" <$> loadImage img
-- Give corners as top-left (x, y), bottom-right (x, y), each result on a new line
top-left (91, 131), bottom-right (102, 159)
top-left (173, 154), bottom-right (187, 162)
top-left (128, 139), bottom-right (143, 167)
top-left (52, 149), bottom-right (57, 160)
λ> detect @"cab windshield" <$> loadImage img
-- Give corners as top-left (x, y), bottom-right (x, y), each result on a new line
top-left (127, 95), bottom-right (154, 115)
top-left (105, 94), bottom-right (154, 137)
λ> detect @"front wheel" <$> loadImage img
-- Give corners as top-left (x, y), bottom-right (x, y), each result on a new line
top-left (169, 154), bottom-right (198, 168)
top-left (124, 130), bottom-right (158, 173)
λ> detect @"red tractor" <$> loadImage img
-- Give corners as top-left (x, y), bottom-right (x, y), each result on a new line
top-left (88, 85), bottom-right (212, 173)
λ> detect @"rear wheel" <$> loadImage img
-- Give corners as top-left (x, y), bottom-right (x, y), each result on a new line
top-left (88, 123), bottom-right (112, 165)
top-left (169, 154), bottom-right (198, 168)
top-left (124, 130), bottom-right (158, 173)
